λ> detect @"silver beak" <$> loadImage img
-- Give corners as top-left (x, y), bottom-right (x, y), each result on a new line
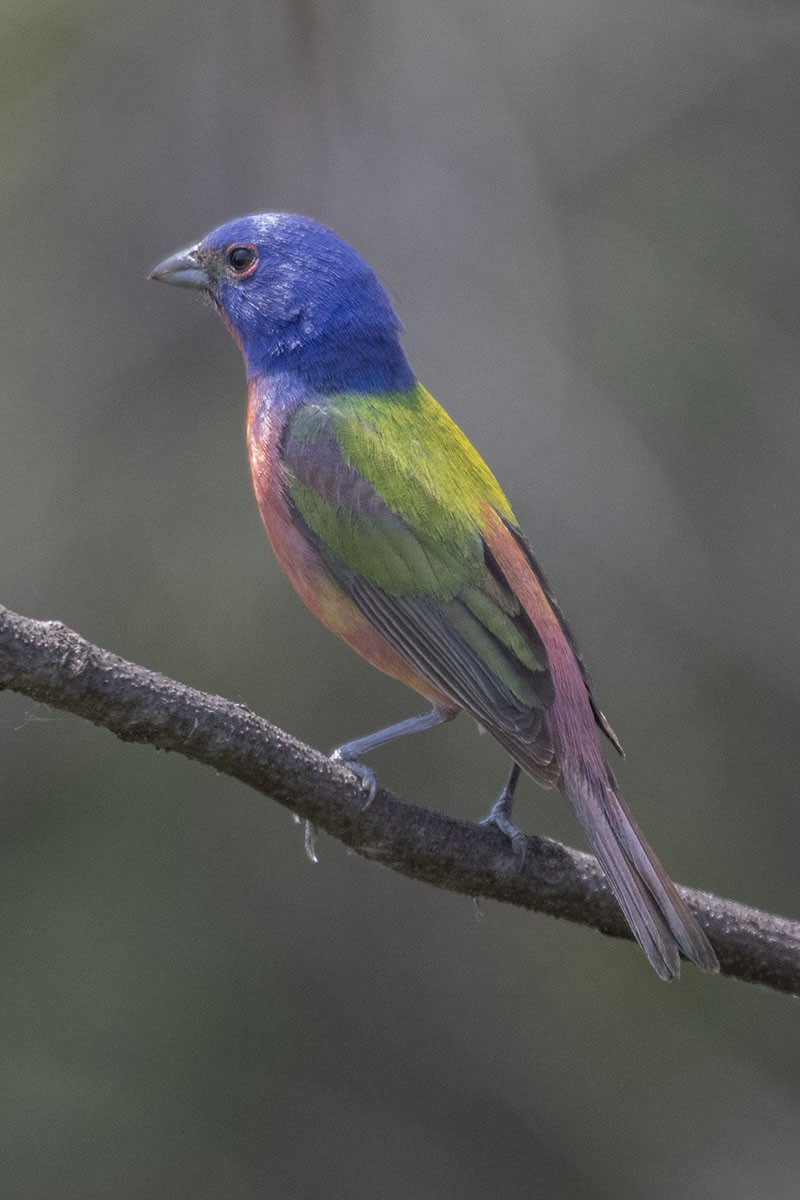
top-left (148, 245), bottom-right (209, 290)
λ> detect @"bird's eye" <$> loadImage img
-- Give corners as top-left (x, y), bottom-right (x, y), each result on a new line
top-left (226, 245), bottom-right (258, 276)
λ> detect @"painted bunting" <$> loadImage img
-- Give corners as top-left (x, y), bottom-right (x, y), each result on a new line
top-left (150, 213), bottom-right (717, 980)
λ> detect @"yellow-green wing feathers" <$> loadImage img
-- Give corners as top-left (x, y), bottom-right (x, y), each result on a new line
top-left (330, 385), bottom-right (516, 536)
top-left (281, 385), bottom-right (556, 734)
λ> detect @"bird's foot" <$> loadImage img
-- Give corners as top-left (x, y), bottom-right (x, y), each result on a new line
top-left (330, 749), bottom-right (378, 807)
top-left (480, 791), bottom-right (527, 866)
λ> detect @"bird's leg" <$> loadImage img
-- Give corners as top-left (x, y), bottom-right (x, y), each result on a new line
top-left (480, 762), bottom-right (527, 861)
top-left (331, 705), bottom-right (455, 804)
top-left (333, 705), bottom-right (454, 763)
top-left (299, 707), bottom-right (453, 863)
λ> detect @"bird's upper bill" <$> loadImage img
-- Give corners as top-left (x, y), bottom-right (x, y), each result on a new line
top-left (148, 245), bottom-right (208, 290)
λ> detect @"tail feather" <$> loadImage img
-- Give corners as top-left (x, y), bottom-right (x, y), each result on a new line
top-left (496, 731), bottom-right (719, 978)
top-left (479, 512), bottom-right (717, 977)
top-left (563, 763), bottom-right (719, 979)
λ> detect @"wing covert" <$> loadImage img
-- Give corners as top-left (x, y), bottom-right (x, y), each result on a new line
top-left (281, 398), bottom-right (556, 753)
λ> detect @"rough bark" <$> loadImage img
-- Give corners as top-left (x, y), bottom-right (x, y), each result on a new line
top-left (1, 603), bottom-right (797, 994)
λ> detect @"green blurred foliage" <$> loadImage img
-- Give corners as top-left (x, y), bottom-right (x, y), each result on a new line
top-left (2, 1), bottom-right (799, 1196)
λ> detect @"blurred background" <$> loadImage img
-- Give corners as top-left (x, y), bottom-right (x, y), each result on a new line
top-left (2, 1), bottom-right (799, 1196)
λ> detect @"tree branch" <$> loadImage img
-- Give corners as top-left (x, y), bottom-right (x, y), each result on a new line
top-left (1, 602), bottom-right (797, 994)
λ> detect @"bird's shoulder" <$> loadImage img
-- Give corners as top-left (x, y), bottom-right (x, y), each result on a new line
top-left (279, 390), bottom-right (483, 598)
top-left (283, 383), bottom-right (516, 531)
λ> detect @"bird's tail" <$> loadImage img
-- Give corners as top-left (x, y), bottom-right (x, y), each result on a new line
top-left (559, 759), bottom-right (718, 979)
top-left (474, 510), bottom-right (716, 977)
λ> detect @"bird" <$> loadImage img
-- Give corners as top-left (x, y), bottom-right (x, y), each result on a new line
top-left (150, 212), bottom-right (718, 980)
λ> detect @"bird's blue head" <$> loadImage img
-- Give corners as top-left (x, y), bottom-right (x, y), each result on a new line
top-left (150, 213), bottom-right (414, 392)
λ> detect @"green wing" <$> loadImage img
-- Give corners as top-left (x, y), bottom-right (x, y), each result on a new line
top-left (281, 389), bottom-right (557, 764)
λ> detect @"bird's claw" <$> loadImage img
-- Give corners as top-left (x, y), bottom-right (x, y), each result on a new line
top-left (293, 813), bottom-right (319, 863)
top-left (480, 797), bottom-right (527, 867)
top-left (330, 750), bottom-right (378, 807)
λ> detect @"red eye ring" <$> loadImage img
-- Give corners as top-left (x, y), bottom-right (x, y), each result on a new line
top-left (226, 244), bottom-right (259, 278)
